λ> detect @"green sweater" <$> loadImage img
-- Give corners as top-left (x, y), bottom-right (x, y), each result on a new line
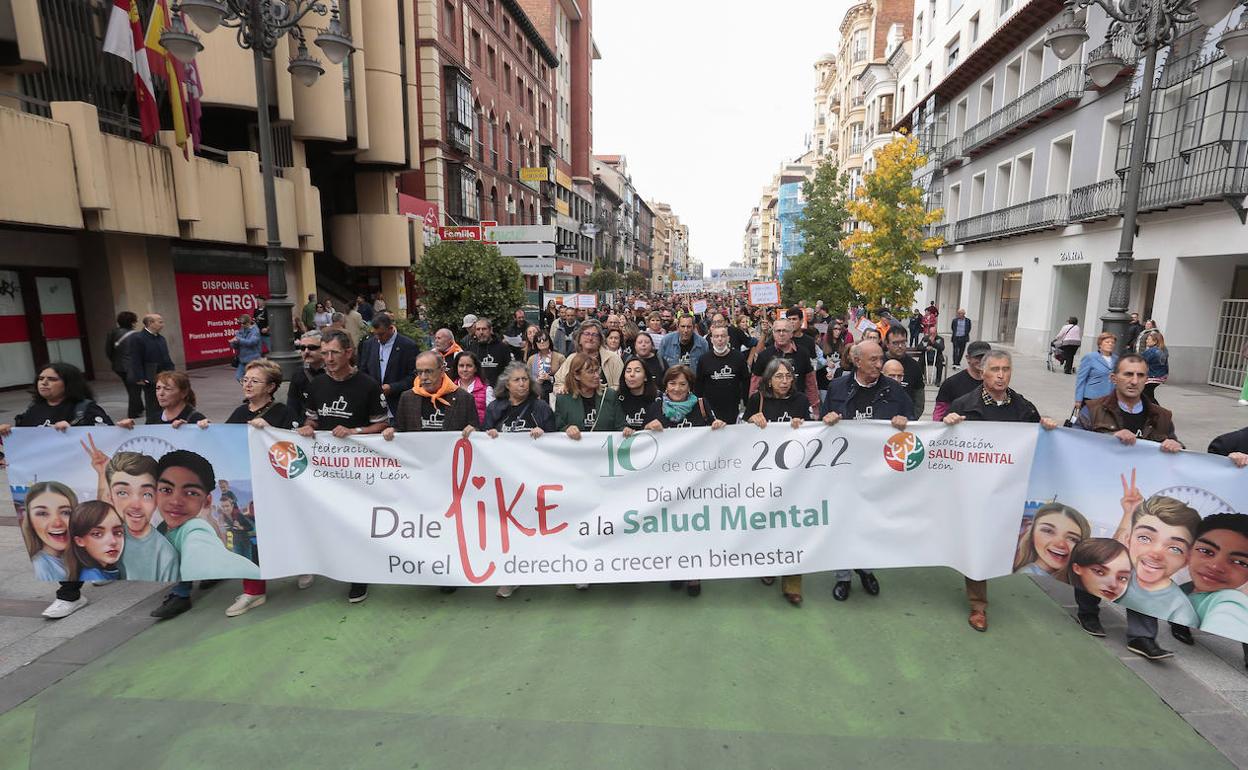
top-left (122, 528), bottom-right (180, 581)
top-left (555, 388), bottom-right (625, 432)
top-left (166, 519), bottom-right (261, 581)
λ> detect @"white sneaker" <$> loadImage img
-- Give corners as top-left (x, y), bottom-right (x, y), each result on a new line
top-left (496, 585), bottom-right (517, 599)
top-left (1238, 399), bottom-right (1248, 406)
top-left (296, 574), bottom-right (315, 589)
top-left (225, 594), bottom-right (266, 617)
top-left (574, 584), bottom-right (589, 590)
top-left (42, 597), bottom-right (88, 619)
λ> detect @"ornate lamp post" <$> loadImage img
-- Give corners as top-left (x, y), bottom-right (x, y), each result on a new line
top-left (1045, 0), bottom-right (1247, 349)
top-left (161, 0), bottom-right (354, 379)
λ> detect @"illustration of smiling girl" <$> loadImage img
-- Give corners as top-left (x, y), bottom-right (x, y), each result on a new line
top-left (1013, 503), bottom-right (1091, 582)
top-left (1065, 538), bottom-right (1132, 602)
top-left (65, 501), bottom-right (126, 582)
top-left (20, 481), bottom-right (79, 581)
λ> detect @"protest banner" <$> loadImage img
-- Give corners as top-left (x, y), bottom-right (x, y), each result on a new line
top-left (710, 268), bottom-right (755, 281)
top-left (574, 293), bottom-right (598, 309)
top-left (692, 300), bottom-right (708, 314)
top-left (672, 280), bottom-right (704, 294)
top-left (7, 426), bottom-right (260, 583)
top-left (748, 281), bottom-right (780, 306)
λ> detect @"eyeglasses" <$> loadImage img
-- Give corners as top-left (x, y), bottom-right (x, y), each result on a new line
top-left (294, 344), bottom-right (321, 351)
top-left (240, 378), bottom-right (268, 386)
top-left (415, 368), bottom-right (441, 376)
top-left (772, 372), bottom-right (795, 380)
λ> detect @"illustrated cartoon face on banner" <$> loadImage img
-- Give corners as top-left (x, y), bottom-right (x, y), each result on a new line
top-left (1012, 503), bottom-right (1091, 583)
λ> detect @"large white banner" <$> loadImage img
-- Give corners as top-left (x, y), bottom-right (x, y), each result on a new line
top-left (250, 423), bottom-right (1038, 586)
top-left (671, 280), bottom-right (704, 294)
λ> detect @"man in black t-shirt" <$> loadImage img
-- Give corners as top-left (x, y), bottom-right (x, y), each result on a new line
top-left (785, 308), bottom-right (819, 373)
top-left (695, 325), bottom-right (750, 423)
top-left (296, 330), bottom-right (388, 605)
top-left (932, 340), bottom-right (990, 421)
top-left (286, 330), bottom-right (326, 420)
top-left (463, 318), bottom-right (513, 387)
top-left (751, 319), bottom-right (819, 416)
top-left (943, 350), bottom-right (1058, 633)
top-left (885, 327), bottom-right (926, 418)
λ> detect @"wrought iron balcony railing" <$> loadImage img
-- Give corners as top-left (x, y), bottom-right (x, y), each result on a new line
top-left (1069, 178), bottom-right (1123, 221)
top-left (953, 194), bottom-right (1069, 244)
top-left (1140, 140), bottom-right (1248, 212)
top-left (961, 64), bottom-right (1084, 157)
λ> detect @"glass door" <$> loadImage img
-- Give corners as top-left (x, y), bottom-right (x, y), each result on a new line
top-left (996, 270), bottom-right (1022, 344)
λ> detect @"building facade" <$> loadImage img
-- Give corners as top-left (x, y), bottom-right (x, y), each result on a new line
top-left (895, 0), bottom-right (1247, 386)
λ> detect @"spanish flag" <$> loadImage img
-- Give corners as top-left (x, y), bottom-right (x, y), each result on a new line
top-left (144, 0), bottom-right (201, 157)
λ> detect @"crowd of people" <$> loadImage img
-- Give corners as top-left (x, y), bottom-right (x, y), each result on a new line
top-left (5, 287), bottom-right (1247, 670)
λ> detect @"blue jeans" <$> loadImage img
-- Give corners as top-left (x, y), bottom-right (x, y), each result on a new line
top-left (171, 581), bottom-right (192, 598)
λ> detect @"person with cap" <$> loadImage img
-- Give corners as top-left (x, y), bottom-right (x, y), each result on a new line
top-left (459, 314), bottom-right (479, 347)
top-left (932, 341), bottom-right (990, 421)
top-left (358, 313), bottom-right (420, 418)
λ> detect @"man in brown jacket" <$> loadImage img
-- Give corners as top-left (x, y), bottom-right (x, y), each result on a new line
top-left (1075, 353), bottom-right (1184, 661)
top-left (387, 351), bottom-right (480, 435)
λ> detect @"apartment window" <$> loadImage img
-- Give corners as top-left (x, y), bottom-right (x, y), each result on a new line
top-left (1011, 152), bottom-right (1033, 203)
top-left (474, 109), bottom-right (484, 161)
top-left (924, 63), bottom-right (932, 90)
top-left (947, 183), bottom-right (962, 222)
top-left (949, 0), bottom-right (963, 16)
top-left (448, 163), bottom-right (478, 220)
top-left (994, 160), bottom-right (1013, 208)
top-left (503, 63), bottom-right (511, 92)
top-left (503, 17), bottom-right (510, 35)
top-left (969, 13), bottom-right (980, 43)
top-left (927, 0), bottom-right (936, 41)
top-left (1099, 112), bottom-right (1123, 179)
top-left (442, 1), bottom-right (456, 39)
top-left (1000, 0), bottom-right (1014, 16)
top-left (527, 87), bottom-right (535, 116)
top-left (915, 13), bottom-right (924, 44)
top-left (946, 35), bottom-right (961, 68)
top-left (852, 29), bottom-right (869, 62)
top-left (470, 31), bottom-right (482, 65)
top-left (488, 117), bottom-right (498, 169)
top-left (1048, 135), bottom-right (1074, 194)
top-left (485, 0), bottom-right (494, 17)
top-left (487, 46), bottom-right (496, 78)
top-left (978, 77), bottom-right (995, 121)
top-left (444, 68), bottom-right (473, 155)
top-left (970, 172), bottom-right (986, 215)
top-left (954, 97), bottom-right (968, 135)
top-left (517, 76), bottom-right (525, 106)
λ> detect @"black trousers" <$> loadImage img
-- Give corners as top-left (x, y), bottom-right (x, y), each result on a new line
top-left (57, 581), bottom-right (84, 601)
top-left (123, 378), bottom-right (145, 418)
top-left (1075, 588), bottom-right (1157, 638)
top-left (1060, 344), bottom-right (1080, 374)
top-left (951, 337), bottom-right (969, 365)
top-left (142, 382), bottom-right (160, 422)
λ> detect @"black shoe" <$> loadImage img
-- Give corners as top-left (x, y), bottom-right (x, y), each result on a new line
top-left (347, 583), bottom-right (368, 603)
top-left (439, 586), bottom-right (457, 594)
top-left (198, 580), bottom-right (221, 590)
top-left (856, 570), bottom-right (880, 596)
top-left (1169, 623), bottom-right (1195, 645)
top-left (833, 581), bottom-right (851, 601)
top-left (1127, 637), bottom-right (1174, 660)
top-left (686, 581), bottom-right (701, 597)
top-left (150, 594), bottom-right (191, 620)
top-left (1078, 615), bottom-right (1106, 637)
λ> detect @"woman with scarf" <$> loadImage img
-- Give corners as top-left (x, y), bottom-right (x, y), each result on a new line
top-left (742, 357), bottom-right (810, 606)
top-left (452, 351), bottom-right (494, 425)
top-left (641, 365), bottom-right (727, 597)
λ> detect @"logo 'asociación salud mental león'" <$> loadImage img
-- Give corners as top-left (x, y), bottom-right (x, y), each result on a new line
top-left (268, 441), bottom-right (308, 479)
top-left (883, 432), bottom-right (925, 472)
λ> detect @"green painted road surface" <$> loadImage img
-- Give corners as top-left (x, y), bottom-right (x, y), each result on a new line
top-left (0, 570), bottom-right (1228, 769)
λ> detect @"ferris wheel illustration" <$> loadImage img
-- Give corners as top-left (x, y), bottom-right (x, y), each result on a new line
top-left (1153, 485), bottom-right (1238, 517)
top-left (114, 434), bottom-right (179, 459)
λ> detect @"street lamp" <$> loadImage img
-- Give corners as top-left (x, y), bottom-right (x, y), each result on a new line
top-left (161, 1), bottom-right (355, 379)
top-left (1045, 0), bottom-right (1247, 351)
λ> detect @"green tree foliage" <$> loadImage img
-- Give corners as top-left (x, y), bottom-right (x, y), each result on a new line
top-left (784, 160), bottom-right (855, 311)
top-left (413, 240), bottom-right (525, 332)
top-left (585, 260), bottom-right (621, 292)
top-left (623, 270), bottom-right (649, 292)
top-left (844, 134), bottom-right (943, 311)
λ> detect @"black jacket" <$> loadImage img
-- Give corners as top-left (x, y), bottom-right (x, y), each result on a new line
top-left (1208, 427), bottom-right (1248, 457)
top-left (949, 386), bottom-right (1040, 423)
top-left (286, 365), bottom-right (325, 421)
top-left (462, 336), bottom-right (514, 387)
top-left (104, 327), bottom-right (139, 376)
top-left (127, 329), bottom-right (174, 384)
top-left (358, 333), bottom-right (420, 414)
top-left (822, 373), bottom-right (914, 421)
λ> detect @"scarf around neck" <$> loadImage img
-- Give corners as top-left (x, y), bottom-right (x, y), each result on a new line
top-left (662, 394), bottom-right (699, 422)
top-left (413, 373), bottom-right (458, 408)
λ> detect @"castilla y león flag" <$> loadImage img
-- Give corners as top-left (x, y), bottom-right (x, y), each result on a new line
top-left (102, 0), bottom-right (160, 142)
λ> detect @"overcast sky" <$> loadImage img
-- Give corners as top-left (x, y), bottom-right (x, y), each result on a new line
top-left (592, 0), bottom-right (853, 269)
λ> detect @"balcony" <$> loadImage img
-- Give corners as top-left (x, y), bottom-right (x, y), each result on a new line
top-left (1141, 140), bottom-right (1248, 212)
top-left (1069, 178), bottom-right (1122, 221)
top-left (953, 194), bottom-right (1069, 244)
top-left (961, 64), bottom-right (1084, 157)
top-left (940, 136), bottom-right (961, 166)
top-left (848, 141), bottom-right (864, 156)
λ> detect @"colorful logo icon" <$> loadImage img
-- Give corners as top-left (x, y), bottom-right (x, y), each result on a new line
top-left (268, 441), bottom-right (308, 479)
top-left (883, 432), bottom-right (925, 472)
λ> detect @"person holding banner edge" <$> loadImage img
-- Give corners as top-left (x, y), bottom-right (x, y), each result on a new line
top-left (943, 349), bottom-right (1059, 631)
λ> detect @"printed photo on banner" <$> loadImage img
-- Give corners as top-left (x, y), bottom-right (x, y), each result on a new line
top-left (8, 426), bottom-right (260, 583)
top-left (1022, 428), bottom-right (1248, 644)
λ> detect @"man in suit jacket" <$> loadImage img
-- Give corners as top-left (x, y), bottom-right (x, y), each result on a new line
top-left (358, 313), bottom-right (419, 417)
top-left (127, 313), bottom-right (175, 420)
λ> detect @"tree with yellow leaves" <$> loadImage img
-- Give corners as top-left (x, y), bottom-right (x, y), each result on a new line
top-left (843, 134), bottom-right (944, 312)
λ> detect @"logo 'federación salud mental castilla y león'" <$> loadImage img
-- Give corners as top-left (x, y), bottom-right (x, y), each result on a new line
top-left (268, 441), bottom-right (308, 479)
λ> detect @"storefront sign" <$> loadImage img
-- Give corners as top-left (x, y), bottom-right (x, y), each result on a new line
top-left (438, 226), bottom-right (481, 241)
top-left (556, 199), bottom-right (571, 216)
top-left (516, 257), bottom-right (556, 277)
top-left (174, 272), bottom-right (269, 363)
top-left (555, 169), bottom-right (573, 190)
top-left (520, 167), bottom-right (550, 182)
top-left (484, 224), bottom-right (556, 243)
top-left (1058, 251), bottom-right (1085, 262)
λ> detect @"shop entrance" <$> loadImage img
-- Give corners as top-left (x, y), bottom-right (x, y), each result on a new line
top-left (0, 268), bottom-right (88, 389)
top-left (978, 269), bottom-right (1024, 345)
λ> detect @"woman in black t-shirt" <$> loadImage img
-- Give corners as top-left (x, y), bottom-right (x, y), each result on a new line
top-left (743, 358), bottom-right (811, 429)
top-left (484, 361), bottom-right (556, 439)
top-left (630, 333), bottom-right (666, 389)
top-left (133, 371), bottom-right (206, 427)
top-left (641, 365), bottom-right (726, 598)
top-left (618, 357), bottom-right (658, 432)
top-left (741, 357), bottom-right (809, 607)
top-left (0, 363), bottom-right (113, 621)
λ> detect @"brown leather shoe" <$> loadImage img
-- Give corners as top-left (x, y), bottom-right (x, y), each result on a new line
top-left (968, 609), bottom-right (988, 632)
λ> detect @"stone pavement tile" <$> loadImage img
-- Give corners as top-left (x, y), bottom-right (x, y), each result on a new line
top-left (0, 616), bottom-right (43, 647)
top-left (0, 599), bottom-right (47, 618)
top-left (1122, 656), bottom-right (1238, 716)
top-left (33, 584), bottom-right (165, 640)
top-left (1182, 711), bottom-right (1248, 769)
top-left (0, 635), bottom-right (66, 679)
top-left (40, 616), bottom-right (155, 665)
top-left (1164, 640), bottom-right (1248, 696)
top-left (0, 661), bottom-right (78, 713)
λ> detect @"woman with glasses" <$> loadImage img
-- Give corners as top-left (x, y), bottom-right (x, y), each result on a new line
top-left (526, 331), bottom-right (564, 400)
top-left (222, 358), bottom-right (303, 617)
top-left (742, 358), bottom-right (810, 606)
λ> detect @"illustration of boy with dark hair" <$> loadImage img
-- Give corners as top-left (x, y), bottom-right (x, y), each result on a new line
top-left (1182, 513), bottom-right (1248, 642)
top-left (103, 451), bottom-right (179, 581)
top-left (1118, 495), bottom-right (1201, 626)
top-left (155, 450), bottom-right (260, 582)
